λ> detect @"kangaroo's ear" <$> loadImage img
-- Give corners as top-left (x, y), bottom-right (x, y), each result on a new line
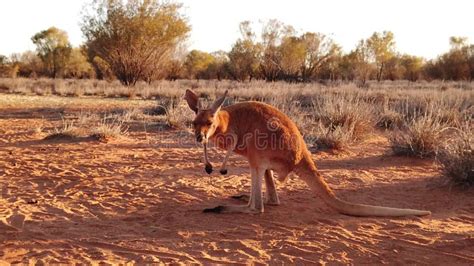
top-left (210, 90), bottom-right (228, 115)
top-left (184, 89), bottom-right (199, 114)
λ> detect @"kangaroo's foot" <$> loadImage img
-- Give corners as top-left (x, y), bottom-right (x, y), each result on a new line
top-left (265, 197), bottom-right (281, 206)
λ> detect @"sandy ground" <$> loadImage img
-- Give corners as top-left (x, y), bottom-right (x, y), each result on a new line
top-left (0, 95), bottom-right (473, 264)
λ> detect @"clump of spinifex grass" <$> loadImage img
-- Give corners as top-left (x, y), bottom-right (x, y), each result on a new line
top-left (307, 122), bottom-right (354, 150)
top-left (390, 112), bottom-right (449, 158)
top-left (437, 124), bottom-right (473, 187)
top-left (90, 116), bottom-right (129, 142)
top-left (305, 94), bottom-right (375, 150)
top-left (160, 98), bottom-right (194, 129)
top-left (44, 119), bottom-right (86, 140)
top-left (376, 108), bottom-right (405, 130)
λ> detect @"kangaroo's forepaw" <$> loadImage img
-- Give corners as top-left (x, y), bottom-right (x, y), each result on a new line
top-left (219, 169), bottom-right (228, 175)
top-left (205, 163), bottom-right (213, 174)
top-left (203, 205), bottom-right (225, 213)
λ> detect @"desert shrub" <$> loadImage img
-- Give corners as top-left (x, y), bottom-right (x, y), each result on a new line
top-left (377, 108), bottom-right (405, 129)
top-left (267, 95), bottom-right (308, 130)
top-left (44, 119), bottom-right (85, 140)
top-left (304, 95), bottom-right (375, 150)
top-left (91, 116), bottom-right (128, 142)
top-left (162, 99), bottom-right (193, 129)
top-left (120, 108), bottom-right (146, 122)
top-left (76, 112), bottom-right (100, 126)
top-left (390, 113), bottom-right (448, 158)
top-left (437, 125), bottom-right (473, 186)
top-left (52, 80), bottom-right (65, 96)
top-left (306, 122), bottom-right (354, 150)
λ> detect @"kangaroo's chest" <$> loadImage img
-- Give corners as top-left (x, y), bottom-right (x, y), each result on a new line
top-left (210, 132), bottom-right (248, 156)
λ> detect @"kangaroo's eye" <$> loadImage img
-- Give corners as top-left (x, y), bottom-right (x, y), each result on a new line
top-left (206, 121), bottom-right (212, 126)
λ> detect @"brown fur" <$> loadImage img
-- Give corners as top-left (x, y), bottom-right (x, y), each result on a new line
top-left (185, 90), bottom-right (431, 217)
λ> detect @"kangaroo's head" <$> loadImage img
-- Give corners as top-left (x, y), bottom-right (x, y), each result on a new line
top-left (184, 89), bottom-right (227, 143)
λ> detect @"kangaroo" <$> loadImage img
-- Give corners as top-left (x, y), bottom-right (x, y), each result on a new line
top-left (184, 89), bottom-right (431, 217)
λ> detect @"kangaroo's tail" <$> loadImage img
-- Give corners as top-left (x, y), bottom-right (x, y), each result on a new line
top-left (295, 152), bottom-right (431, 217)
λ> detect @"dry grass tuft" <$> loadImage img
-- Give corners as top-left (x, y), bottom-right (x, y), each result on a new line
top-left (390, 113), bottom-right (449, 158)
top-left (307, 122), bottom-right (354, 150)
top-left (44, 113), bottom-right (130, 142)
top-left (90, 117), bottom-right (129, 142)
top-left (162, 99), bottom-right (193, 129)
top-left (44, 119), bottom-right (86, 140)
top-left (377, 109), bottom-right (405, 129)
top-left (305, 96), bottom-right (375, 150)
top-left (437, 124), bottom-right (474, 187)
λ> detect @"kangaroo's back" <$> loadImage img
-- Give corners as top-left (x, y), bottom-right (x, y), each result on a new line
top-left (222, 101), bottom-right (307, 168)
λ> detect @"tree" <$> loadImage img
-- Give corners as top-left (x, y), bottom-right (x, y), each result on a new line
top-left (319, 50), bottom-right (343, 81)
top-left (228, 21), bottom-right (261, 81)
top-left (0, 55), bottom-right (7, 65)
top-left (11, 51), bottom-right (45, 77)
top-left (81, 0), bottom-right (190, 86)
top-left (423, 37), bottom-right (473, 81)
top-left (366, 31), bottom-right (396, 81)
top-left (0, 55), bottom-right (10, 77)
top-left (64, 47), bottom-right (95, 78)
top-left (423, 60), bottom-right (443, 80)
top-left (278, 36), bottom-right (305, 81)
top-left (31, 27), bottom-right (72, 78)
top-left (468, 45), bottom-right (474, 81)
top-left (400, 55), bottom-right (424, 81)
top-left (92, 56), bottom-right (115, 81)
top-left (384, 55), bottom-right (403, 80)
top-left (208, 51), bottom-right (230, 80)
top-left (449, 36), bottom-right (468, 50)
top-left (444, 37), bottom-right (470, 80)
top-left (183, 50), bottom-right (216, 79)
top-left (259, 19), bottom-right (295, 81)
top-left (351, 40), bottom-right (376, 86)
top-left (299, 32), bottom-right (340, 81)
top-left (228, 40), bottom-right (261, 81)
top-left (337, 54), bottom-right (357, 81)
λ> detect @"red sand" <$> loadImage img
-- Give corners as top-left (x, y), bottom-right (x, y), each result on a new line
top-left (0, 107), bottom-right (473, 264)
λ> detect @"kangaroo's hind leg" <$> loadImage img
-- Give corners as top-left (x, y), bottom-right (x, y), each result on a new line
top-left (264, 170), bottom-right (280, 206)
top-left (204, 166), bottom-right (265, 214)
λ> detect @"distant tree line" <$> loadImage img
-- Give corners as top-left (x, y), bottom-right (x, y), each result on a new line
top-left (1, 0), bottom-right (473, 85)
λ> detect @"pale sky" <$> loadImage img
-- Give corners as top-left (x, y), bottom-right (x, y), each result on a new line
top-left (1, 0), bottom-right (473, 59)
